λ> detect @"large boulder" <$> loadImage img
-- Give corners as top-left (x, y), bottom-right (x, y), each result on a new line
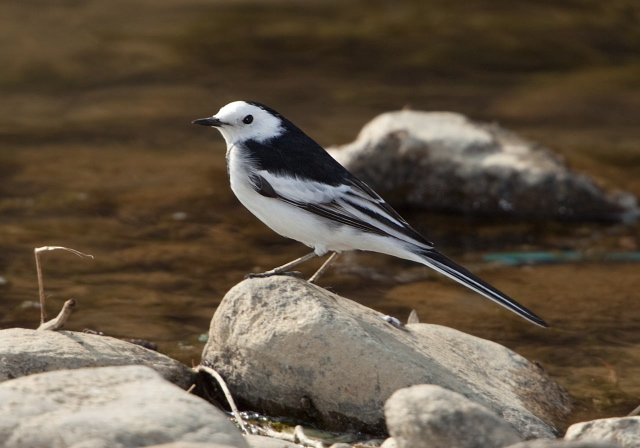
top-left (201, 277), bottom-right (571, 439)
top-left (0, 328), bottom-right (194, 389)
top-left (0, 365), bottom-right (249, 448)
top-left (328, 111), bottom-right (638, 220)
top-left (564, 417), bottom-right (639, 448)
top-left (384, 384), bottom-right (522, 448)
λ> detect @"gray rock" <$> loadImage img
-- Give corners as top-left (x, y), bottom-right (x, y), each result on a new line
top-left (565, 417), bottom-right (639, 447)
top-left (201, 277), bottom-right (571, 439)
top-left (506, 440), bottom-right (621, 447)
top-left (0, 365), bottom-right (249, 448)
top-left (0, 328), bottom-right (194, 388)
top-left (385, 384), bottom-right (522, 448)
top-left (328, 110), bottom-right (638, 220)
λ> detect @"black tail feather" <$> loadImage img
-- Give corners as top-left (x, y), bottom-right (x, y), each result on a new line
top-left (417, 248), bottom-right (549, 327)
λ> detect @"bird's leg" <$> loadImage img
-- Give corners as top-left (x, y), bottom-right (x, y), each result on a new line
top-left (245, 251), bottom-right (318, 279)
top-left (308, 252), bottom-right (340, 284)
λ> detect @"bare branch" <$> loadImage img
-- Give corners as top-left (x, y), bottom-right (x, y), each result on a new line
top-left (255, 425), bottom-right (324, 448)
top-left (37, 299), bottom-right (76, 331)
top-left (256, 426), bottom-right (296, 442)
top-left (294, 425), bottom-right (324, 448)
top-left (34, 246), bottom-right (93, 324)
top-left (35, 246), bottom-right (94, 258)
top-left (196, 365), bottom-right (248, 435)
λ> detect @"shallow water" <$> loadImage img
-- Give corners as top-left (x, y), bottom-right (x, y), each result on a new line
top-left (1, 142), bottom-right (638, 428)
top-left (1, 0), bottom-right (640, 432)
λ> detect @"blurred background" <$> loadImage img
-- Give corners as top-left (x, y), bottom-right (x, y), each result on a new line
top-left (1, 0), bottom-right (639, 425)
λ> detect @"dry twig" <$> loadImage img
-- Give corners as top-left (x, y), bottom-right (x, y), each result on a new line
top-left (255, 425), bottom-right (325, 448)
top-left (37, 299), bottom-right (76, 331)
top-left (34, 246), bottom-right (93, 324)
top-left (196, 365), bottom-right (248, 435)
top-left (256, 426), bottom-right (296, 443)
top-left (294, 425), bottom-right (325, 448)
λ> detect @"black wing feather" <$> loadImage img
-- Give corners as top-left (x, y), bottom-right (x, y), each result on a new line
top-left (250, 173), bottom-right (389, 237)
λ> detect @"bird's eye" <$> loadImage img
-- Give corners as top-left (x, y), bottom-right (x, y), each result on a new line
top-left (243, 115), bottom-right (253, 124)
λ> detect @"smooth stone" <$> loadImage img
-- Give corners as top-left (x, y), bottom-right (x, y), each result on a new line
top-left (328, 110), bottom-right (638, 220)
top-left (385, 384), bottom-right (522, 448)
top-left (564, 417), bottom-right (639, 448)
top-left (0, 328), bottom-right (194, 389)
top-left (0, 365), bottom-right (249, 448)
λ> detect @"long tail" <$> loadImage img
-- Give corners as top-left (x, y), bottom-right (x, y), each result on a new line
top-left (415, 248), bottom-right (549, 327)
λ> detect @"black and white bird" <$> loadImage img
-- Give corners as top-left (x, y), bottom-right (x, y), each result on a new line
top-left (193, 101), bottom-right (548, 327)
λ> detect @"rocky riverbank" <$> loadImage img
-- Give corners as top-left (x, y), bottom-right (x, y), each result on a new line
top-left (1, 277), bottom-right (637, 447)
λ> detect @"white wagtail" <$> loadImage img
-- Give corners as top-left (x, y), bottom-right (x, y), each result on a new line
top-left (193, 101), bottom-right (548, 327)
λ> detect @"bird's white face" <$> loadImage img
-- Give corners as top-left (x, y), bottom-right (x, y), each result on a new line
top-left (206, 101), bottom-right (284, 146)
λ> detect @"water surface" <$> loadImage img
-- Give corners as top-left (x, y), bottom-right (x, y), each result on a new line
top-left (1, 0), bottom-right (639, 429)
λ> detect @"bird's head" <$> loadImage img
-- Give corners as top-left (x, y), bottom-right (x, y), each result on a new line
top-left (192, 101), bottom-right (285, 146)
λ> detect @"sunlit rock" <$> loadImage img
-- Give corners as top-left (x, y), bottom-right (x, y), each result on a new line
top-left (328, 111), bottom-right (638, 220)
top-left (385, 384), bottom-right (522, 448)
top-left (565, 417), bottom-right (639, 447)
top-left (0, 328), bottom-right (194, 389)
top-left (0, 365), bottom-right (249, 448)
top-left (201, 277), bottom-right (571, 439)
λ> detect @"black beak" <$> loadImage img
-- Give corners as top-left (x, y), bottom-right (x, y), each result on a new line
top-left (192, 117), bottom-right (225, 127)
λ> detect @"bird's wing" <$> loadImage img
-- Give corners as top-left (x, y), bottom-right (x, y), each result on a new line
top-left (250, 170), bottom-right (434, 248)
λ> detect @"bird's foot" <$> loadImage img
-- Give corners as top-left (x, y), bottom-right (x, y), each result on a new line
top-left (244, 271), bottom-right (302, 280)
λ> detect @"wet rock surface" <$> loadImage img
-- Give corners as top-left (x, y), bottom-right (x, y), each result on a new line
top-left (201, 276), bottom-right (571, 439)
top-left (328, 111), bottom-right (638, 220)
